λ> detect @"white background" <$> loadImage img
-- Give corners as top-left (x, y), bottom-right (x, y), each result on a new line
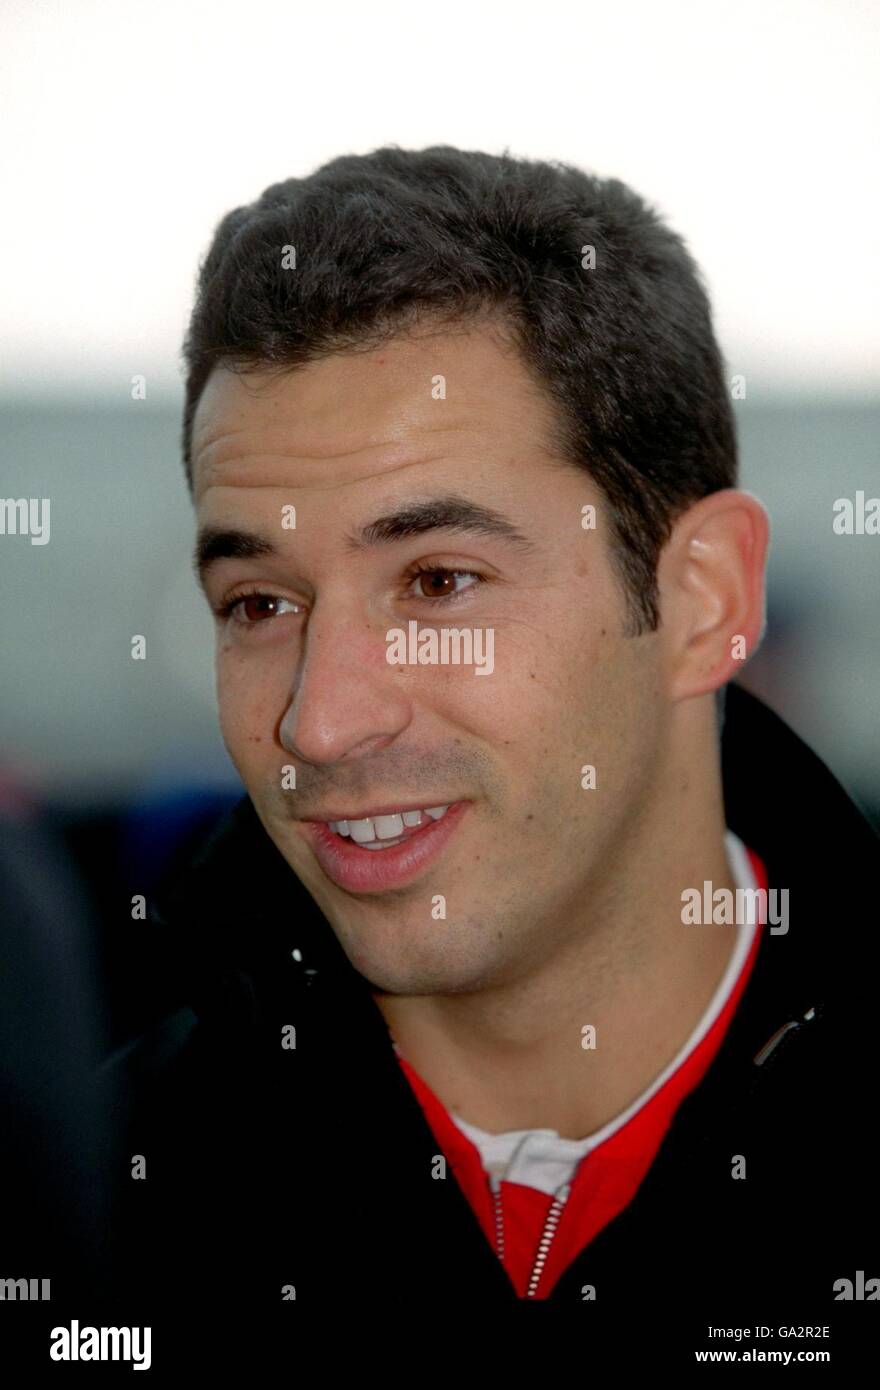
top-left (1, 0), bottom-right (877, 399)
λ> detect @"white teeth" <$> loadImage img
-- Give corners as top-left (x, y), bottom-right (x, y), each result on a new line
top-left (373, 813), bottom-right (405, 840)
top-left (326, 803), bottom-right (452, 845)
top-left (349, 819), bottom-right (377, 844)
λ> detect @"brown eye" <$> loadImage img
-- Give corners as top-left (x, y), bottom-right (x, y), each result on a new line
top-left (221, 592), bottom-right (302, 626)
top-left (239, 594), bottom-right (281, 622)
top-left (417, 569), bottom-right (457, 599)
top-left (405, 567), bottom-right (483, 605)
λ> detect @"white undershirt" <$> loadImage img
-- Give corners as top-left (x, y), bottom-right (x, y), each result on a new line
top-left (451, 831), bottom-right (760, 1194)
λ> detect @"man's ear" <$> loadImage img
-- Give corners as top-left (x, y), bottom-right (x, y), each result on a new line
top-left (657, 489), bottom-right (770, 703)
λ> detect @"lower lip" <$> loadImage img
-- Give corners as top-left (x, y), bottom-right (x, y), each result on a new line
top-left (300, 802), bottom-right (470, 894)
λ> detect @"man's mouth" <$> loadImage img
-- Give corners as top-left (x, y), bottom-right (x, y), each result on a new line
top-left (298, 801), bottom-right (468, 893)
top-left (322, 805), bottom-right (450, 850)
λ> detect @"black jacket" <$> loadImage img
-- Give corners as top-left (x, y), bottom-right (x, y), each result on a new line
top-left (90, 684), bottom-right (878, 1357)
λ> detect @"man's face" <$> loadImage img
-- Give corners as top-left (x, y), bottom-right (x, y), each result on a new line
top-left (191, 323), bottom-right (667, 994)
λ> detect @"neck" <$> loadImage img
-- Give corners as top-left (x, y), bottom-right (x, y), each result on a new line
top-left (372, 741), bottom-right (738, 1141)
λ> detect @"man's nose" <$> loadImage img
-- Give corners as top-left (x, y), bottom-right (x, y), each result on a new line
top-left (278, 604), bottom-right (413, 765)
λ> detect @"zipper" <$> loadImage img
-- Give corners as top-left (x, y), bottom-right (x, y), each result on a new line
top-left (489, 1173), bottom-right (572, 1298)
top-left (752, 1004), bottom-right (819, 1069)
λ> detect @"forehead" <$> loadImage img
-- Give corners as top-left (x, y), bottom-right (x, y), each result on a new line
top-left (190, 322), bottom-right (562, 500)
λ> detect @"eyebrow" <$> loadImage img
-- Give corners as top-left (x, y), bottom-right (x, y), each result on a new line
top-left (343, 495), bottom-right (536, 554)
top-left (193, 526), bottom-right (278, 586)
top-left (194, 494), bottom-right (537, 586)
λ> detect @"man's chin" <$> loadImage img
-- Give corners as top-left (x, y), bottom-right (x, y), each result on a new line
top-left (329, 914), bottom-right (506, 998)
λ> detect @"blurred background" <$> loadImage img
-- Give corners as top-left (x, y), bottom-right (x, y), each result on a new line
top-left (1, 0), bottom-right (878, 1059)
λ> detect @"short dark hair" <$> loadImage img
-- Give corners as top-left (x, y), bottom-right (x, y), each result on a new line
top-left (181, 145), bottom-right (737, 636)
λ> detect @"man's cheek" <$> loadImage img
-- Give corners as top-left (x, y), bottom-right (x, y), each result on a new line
top-left (216, 662), bottom-right (276, 765)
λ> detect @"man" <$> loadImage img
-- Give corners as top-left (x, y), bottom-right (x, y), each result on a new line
top-left (104, 148), bottom-right (876, 1354)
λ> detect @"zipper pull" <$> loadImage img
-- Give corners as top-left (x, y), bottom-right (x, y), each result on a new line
top-left (753, 1004), bottom-right (819, 1067)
